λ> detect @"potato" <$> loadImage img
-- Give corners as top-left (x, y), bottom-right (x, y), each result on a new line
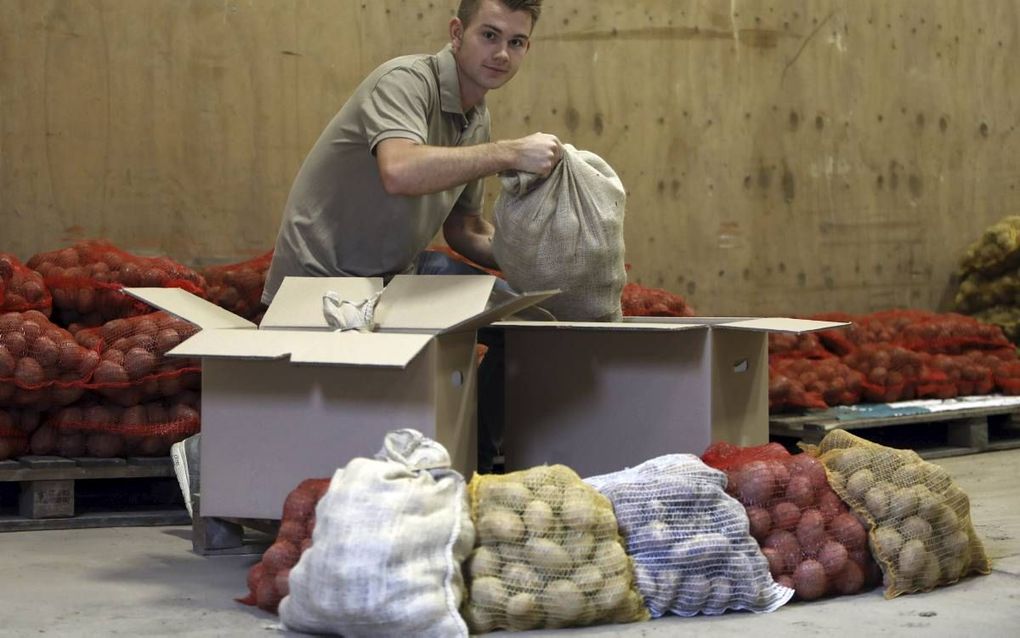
top-left (829, 512), bottom-right (867, 549)
top-left (592, 539), bottom-right (628, 576)
top-left (14, 357), bottom-right (45, 386)
top-left (864, 484), bottom-right (892, 520)
top-left (816, 540), bottom-right (849, 576)
top-left (736, 461), bottom-right (776, 504)
top-left (543, 580), bottom-right (586, 625)
top-left (535, 484), bottom-right (563, 510)
top-left (846, 468), bottom-right (876, 501)
top-left (274, 568), bottom-right (291, 598)
top-left (785, 474), bottom-right (815, 509)
top-left (502, 562), bottom-right (541, 592)
top-left (591, 506), bottom-right (618, 536)
top-left (30, 336), bottom-right (59, 369)
top-left (677, 573), bottom-right (711, 611)
top-left (562, 531), bottom-right (595, 565)
top-left (795, 509), bottom-right (828, 553)
top-left (505, 592), bottom-right (541, 630)
top-left (0, 345), bottom-right (15, 377)
top-left (560, 490), bottom-right (597, 532)
top-left (831, 560), bottom-right (865, 595)
top-left (478, 508), bottom-right (525, 544)
top-left (897, 539), bottom-right (928, 578)
top-left (792, 559), bottom-right (828, 600)
top-left (871, 525), bottom-right (905, 558)
top-left (572, 563), bottom-right (603, 596)
top-left (527, 537), bottom-right (573, 574)
top-left (770, 501), bottom-right (801, 531)
top-left (123, 347), bottom-right (157, 380)
top-left (255, 577), bottom-right (282, 613)
top-left (277, 520), bottom-right (306, 544)
top-left (467, 546), bottom-right (501, 579)
top-left (471, 576), bottom-right (508, 610)
top-left (829, 447), bottom-right (870, 475)
top-left (461, 604), bottom-right (498, 633)
top-left (86, 432), bottom-right (125, 458)
top-left (479, 480), bottom-right (532, 512)
top-left (92, 360), bottom-right (129, 385)
top-left (763, 530), bottom-right (800, 574)
top-left (899, 515), bottom-right (933, 543)
top-left (591, 574), bottom-right (629, 612)
top-left (917, 554), bottom-right (941, 590)
top-left (262, 540), bottom-right (300, 572)
top-left (761, 547), bottom-right (786, 575)
top-left (706, 576), bottom-right (734, 608)
top-left (890, 463), bottom-right (924, 486)
top-left (889, 486), bottom-right (919, 519)
top-left (56, 431), bottom-right (86, 457)
top-left (747, 505), bottom-right (773, 540)
top-left (817, 488), bottom-right (846, 523)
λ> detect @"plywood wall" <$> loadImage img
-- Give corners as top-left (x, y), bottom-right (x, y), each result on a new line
top-left (2, 0), bottom-right (1018, 315)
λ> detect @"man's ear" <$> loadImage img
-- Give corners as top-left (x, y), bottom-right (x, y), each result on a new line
top-left (449, 18), bottom-right (464, 52)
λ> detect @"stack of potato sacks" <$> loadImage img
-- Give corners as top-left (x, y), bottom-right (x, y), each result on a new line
top-left (954, 215), bottom-right (1020, 344)
top-left (769, 307), bottom-right (1020, 413)
top-left (1, 241), bottom-right (202, 460)
top-left (1, 241), bottom-right (279, 461)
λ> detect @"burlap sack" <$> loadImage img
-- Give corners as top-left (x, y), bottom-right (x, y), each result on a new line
top-left (492, 145), bottom-right (626, 321)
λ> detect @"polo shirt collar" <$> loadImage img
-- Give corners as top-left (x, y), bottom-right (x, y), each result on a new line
top-left (437, 44), bottom-right (484, 120)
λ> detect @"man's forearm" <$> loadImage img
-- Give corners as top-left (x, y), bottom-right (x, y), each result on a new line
top-left (378, 141), bottom-right (514, 197)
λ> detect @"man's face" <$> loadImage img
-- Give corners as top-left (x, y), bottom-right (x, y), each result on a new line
top-left (450, 0), bottom-right (533, 101)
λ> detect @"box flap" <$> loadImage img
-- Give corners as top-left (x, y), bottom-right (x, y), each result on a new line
top-left (374, 275), bottom-right (495, 332)
top-left (169, 328), bottom-right (431, 368)
top-left (495, 320), bottom-right (707, 332)
top-left (260, 277), bottom-right (384, 330)
top-left (715, 318), bottom-right (850, 333)
top-left (445, 289), bottom-right (561, 334)
top-left (124, 288), bottom-right (256, 330)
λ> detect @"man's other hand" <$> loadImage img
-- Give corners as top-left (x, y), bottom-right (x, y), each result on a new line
top-left (506, 132), bottom-right (562, 177)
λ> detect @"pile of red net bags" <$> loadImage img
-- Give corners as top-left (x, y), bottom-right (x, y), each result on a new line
top-left (769, 309), bottom-right (1020, 413)
top-left (0, 241), bottom-right (282, 461)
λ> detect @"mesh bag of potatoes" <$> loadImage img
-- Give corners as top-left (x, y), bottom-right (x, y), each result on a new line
top-left (280, 430), bottom-right (475, 637)
top-left (958, 215), bottom-right (1020, 278)
top-left (464, 465), bottom-right (649, 632)
top-left (586, 454), bottom-right (794, 617)
top-left (802, 430), bottom-right (991, 598)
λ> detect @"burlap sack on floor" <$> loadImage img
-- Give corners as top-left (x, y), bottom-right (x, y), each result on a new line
top-left (492, 144), bottom-right (626, 321)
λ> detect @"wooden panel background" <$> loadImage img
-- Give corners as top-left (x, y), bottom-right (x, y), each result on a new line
top-left (1, 0), bottom-right (1018, 315)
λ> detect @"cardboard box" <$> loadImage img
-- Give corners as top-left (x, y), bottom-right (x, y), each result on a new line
top-left (128, 276), bottom-right (552, 520)
top-left (496, 316), bottom-right (847, 477)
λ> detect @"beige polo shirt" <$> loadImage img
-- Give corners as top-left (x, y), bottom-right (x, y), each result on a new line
top-left (263, 45), bottom-right (490, 303)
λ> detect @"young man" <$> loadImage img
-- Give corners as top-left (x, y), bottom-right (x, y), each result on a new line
top-left (262, 0), bottom-right (557, 303)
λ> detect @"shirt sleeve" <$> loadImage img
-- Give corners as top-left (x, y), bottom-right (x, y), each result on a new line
top-left (362, 67), bottom-right (432, 150)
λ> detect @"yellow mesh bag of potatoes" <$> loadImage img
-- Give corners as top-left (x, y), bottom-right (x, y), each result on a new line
top-left (959, 215), bottom-right (1020, 278)
top-left (463, 465), bottom-right (649, 632)
top-left (802, 430), bottom-right (990, 598)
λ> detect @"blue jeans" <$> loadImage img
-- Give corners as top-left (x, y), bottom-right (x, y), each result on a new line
top-left (414, 250), bottom-right (506, 473)
top-left (414, 250), bottom-right (514, 293)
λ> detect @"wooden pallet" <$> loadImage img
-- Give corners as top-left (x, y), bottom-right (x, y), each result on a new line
top-left (0, 455), bottom-right (190, 532)
top-left (770, 396), bottom-right (1020, 459)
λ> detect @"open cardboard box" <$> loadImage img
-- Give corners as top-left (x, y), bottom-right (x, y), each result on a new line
top-left (128, 275), bottom-right (552, 520)
top-left (495, 316), bottom-right (847, 477)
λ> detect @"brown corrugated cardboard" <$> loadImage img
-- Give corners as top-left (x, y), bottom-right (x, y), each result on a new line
top-left (496, 316), bottom-right (847, 478)
top-left (127, 275), bottom-right (553, 520)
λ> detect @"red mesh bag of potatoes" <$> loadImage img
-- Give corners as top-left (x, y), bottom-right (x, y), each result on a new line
top-left (78, 312), bottom-right (201, 406)
top-left (812, 310), bottom-right (936, 356)
top-left (841, 344), bottom-right (925, 403)
top-left (993, 359), bottom-right (1020, 394)
top-left (702, 442), bottom-right (882, 602)
top-left (768, 332), bottom-right (833, 360)
top-left (768, 363), bottom-right (827, 413)
top-left (200, 251), bottom-right (272, 322)
top-left (0, 310), bottom-right (101, 410)
top-left (772, 358), bottom-right (864, 408)
top-left (27, 240), bottom-right (206, 327)
top-left (802, 430), bottom-right (990, 598)
top-left (0, 253), bottom-right (52, 316)
top-left (620, 282), bottom-right (695, 317)
top-left (238, 478), bottom-right (331, 614)
top-left (915, 352), bottom-right (997, 399)
top-left (0, 416), bottom-right (30, 460)
top-left (896, 313), bottom-right (1011, 355)
top-left (40, 392), bottom-right (201, 458)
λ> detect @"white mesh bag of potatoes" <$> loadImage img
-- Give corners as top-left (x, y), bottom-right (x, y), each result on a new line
top-left (586, 454), bottom-right (794, 617)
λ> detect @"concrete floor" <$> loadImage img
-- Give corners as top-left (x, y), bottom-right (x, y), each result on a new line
top-left (1, 450), bottom-right (1018, 637)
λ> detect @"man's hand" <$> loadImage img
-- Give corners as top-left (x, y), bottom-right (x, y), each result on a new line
top-left (502, 132), bottom-right (562, 177)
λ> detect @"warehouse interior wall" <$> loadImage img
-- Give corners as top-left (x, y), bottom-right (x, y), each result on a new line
top-left (1, 0), bottom-right (1018, 316)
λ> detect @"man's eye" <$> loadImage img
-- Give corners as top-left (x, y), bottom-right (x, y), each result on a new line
top-left (483, 31), bottom-right (496, 40)
top-left (510, 39), bottom-right (524, 48)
